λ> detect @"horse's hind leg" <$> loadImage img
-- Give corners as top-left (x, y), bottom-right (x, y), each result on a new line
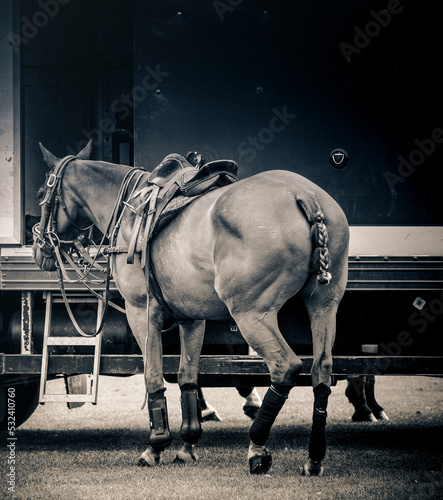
top-left (301, 287), bottom-right (342, 476)
top-left (231, 309), bottom-right (303, 474)
top-left (174, 320), bottom-right (206, 465)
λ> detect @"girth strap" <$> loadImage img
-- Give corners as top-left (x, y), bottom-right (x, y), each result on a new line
top-left (127, 184), bottom-right (160, 265)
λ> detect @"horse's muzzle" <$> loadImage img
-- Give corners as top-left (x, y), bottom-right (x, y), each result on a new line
top-left (32, 239), bottom-right (57, 272)
top-left (32, 244), bottom-right (57, 272)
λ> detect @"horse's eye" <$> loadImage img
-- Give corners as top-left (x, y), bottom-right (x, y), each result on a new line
top-left (37, 189), bottom-right (45, 201)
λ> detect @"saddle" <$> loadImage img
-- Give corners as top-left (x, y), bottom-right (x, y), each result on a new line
top-left (148, 153), bottom-right (238, 196)
top-left (116, 153), bottom-right (237, 321)
top-left (125, 153), bottom-right (238, 268)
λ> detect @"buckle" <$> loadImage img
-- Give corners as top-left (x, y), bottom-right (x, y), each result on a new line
top-left (47, 173), bottom-right (57, 187)
top-left (36, 237), bottom-right (47, 249)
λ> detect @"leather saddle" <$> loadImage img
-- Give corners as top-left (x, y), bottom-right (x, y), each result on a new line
top-left (126, 153), bottom-right (238, 267)
top-left (148, 153), bottom-right (238, 195)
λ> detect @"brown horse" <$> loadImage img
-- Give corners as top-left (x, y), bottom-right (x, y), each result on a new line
top-left (33, 140), bottom-right (349, 476)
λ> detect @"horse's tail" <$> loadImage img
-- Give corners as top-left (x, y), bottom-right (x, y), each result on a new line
top-left (296, 192), bottom-right (332, 285)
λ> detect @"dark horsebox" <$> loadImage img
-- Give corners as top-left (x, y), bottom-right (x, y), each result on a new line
top-left (0, 0), bottom-right (442, 428)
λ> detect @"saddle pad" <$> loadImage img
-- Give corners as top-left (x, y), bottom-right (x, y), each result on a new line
top-left (151, 194), bottom-right (202, 238)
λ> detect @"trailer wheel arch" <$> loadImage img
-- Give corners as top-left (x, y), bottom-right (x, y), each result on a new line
top-left (0, 376), bottom-right (40, 431)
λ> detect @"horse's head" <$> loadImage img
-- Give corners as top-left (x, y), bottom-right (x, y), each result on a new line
top-left (32, 140), bottom-right (93, 272)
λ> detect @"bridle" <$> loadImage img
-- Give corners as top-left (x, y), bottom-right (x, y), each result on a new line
top-left (33, 154), bottom-right (146, 337)
top-left (33, 155), bottom-right (89, 252)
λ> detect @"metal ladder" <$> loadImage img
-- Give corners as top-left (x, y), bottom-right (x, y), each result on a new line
top-left (39, 291), bottom-right (103, 404)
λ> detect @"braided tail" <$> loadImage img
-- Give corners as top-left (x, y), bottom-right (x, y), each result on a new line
top-left (296, 192), bottom-right (332, 285)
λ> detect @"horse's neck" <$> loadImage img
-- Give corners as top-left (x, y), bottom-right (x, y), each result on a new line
top-left (69, 160), bottom-right (136, 234)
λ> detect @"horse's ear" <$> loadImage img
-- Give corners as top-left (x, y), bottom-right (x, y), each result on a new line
top-left (39, 142), bottom-right (58, 168)
top-left (77, 139), bottom-right (93, 160)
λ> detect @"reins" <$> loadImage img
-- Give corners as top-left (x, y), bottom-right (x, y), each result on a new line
top-left (34, 156), bottom-right (146, 337)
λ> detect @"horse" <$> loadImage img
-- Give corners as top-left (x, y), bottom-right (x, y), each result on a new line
top-left (32, 140), bottom-right (349, 476)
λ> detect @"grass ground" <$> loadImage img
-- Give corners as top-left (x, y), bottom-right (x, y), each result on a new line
top-left (1, 375), bottom-right (442, 500)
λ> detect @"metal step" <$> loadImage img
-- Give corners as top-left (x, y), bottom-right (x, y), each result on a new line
top-left (39, 291), bottom-right (103, 404)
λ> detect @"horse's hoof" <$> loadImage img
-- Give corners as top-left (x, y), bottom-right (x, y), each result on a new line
top-left (249, 450), bottom-right (272, 475)
top-left (173, 454), bottom-right (199, 465)
top-left (243, 405), bottom-right (260, 420)
top-left (352, 410), bottom-right (377, 422)
top-left (302, 459), bottom-right (324, 477)
top-left (374, 410), bottom-right (389, 421)
top-left (138, 456), bottom-right (162, 467)
top-left (138, 450), bottom-right (162, 467)
top-left (174, 449), bottom-right (199, 465)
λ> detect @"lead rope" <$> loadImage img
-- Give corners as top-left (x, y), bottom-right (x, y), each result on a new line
top-left (53, 239), bottom-right (112, 338)
top-left (60, 248), bottom-right (126, 314)
top-left (53, 258), bottom-right (109, 337)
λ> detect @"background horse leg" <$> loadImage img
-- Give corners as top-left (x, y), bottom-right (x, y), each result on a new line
top-left (345, 376), bottom-right (389, 421)
top-left (302, 289), bottom-right (341, 477)
top-left (345, 376), bottom-right (377, 422)
top-left (196, 386), bottom-right (260, 422)
top-left (232, 310), bottom-right (303, 475)
top-left (363, 376), bottom-right (389, 421)
top-left (237, 387), bottom-right (262, 420)
top-left (125, 296), bottom-right (172, 467)
top-left (174, 320), bottom-right (206, 464)
top-left (198, 387), bottom-right (222, 422)
top-left (198, 387), bottom-right (223, 422)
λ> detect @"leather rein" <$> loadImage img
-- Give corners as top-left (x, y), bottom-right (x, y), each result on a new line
top-left (33, 155), bottom-right (146, 337)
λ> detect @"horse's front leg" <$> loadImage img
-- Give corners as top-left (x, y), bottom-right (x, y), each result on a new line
top-left (174, 320), bottom-right (206, 465)
top-left (125, 294), bottom-right (172, 467)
